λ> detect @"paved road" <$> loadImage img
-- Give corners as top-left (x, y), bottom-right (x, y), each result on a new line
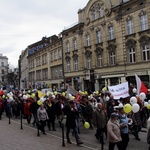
top-left (0, 116), bottom-right (149, 150)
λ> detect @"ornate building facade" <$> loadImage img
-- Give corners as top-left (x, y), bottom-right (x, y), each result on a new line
top-left (62, 0), bottom-right (150, 91)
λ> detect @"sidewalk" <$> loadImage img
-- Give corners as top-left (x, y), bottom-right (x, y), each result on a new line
top-left (0, 117), bottom-right (96, 150)
top-left (1, 116), bottom-right (149, 150)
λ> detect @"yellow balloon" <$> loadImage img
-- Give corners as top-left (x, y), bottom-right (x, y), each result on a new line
top-left (123, 103), bottom-right (132, 114)
top-left (95, 91), bottom-right (99, 95)
top-left (84, 122), bottom-right (90, 129)
top-left (31, 93), bottom-right (35, 98)
top-left (54, 91), bottom-right (58, 95)
top-left (2, 95), bottom-right (5, 99)
top-left (37, 100), bottom-right (43, 106)
top-left (85, 91), bottom-right (88, 95)
top-left (62, 92), bottom-right (66, 97)
top-left (147, 104), bottom-right (150, 109)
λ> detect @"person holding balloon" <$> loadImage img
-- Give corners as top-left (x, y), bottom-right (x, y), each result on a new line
top-left (132, 109), bottom-right (142, 140)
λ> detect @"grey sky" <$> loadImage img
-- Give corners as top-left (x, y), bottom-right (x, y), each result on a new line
top-left (0, 0), bottom-right (88, 68)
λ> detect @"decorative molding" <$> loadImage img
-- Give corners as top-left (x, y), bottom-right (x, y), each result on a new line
top-left (139, 35), bottom-right (150, 45)
top-left (138, 10), bottom-right (146, 16)
top-left (85, 50), bottom-right (92, 57)
top-left (126, 39), bottom-right (136, 48)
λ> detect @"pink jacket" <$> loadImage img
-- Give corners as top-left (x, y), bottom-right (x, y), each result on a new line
top-left (107, 119), bottom-right (122, 143)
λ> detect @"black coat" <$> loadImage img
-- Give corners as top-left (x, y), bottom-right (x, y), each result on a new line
top-left (46, 102), bottom-right (56, 121)
top-left (64, 104), bottom-right (77, 129)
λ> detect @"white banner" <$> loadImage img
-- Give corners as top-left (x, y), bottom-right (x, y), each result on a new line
top-left (108, 82), bottom-right (129, 100)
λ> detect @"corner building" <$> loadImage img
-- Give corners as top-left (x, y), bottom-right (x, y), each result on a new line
top-left (62, 0), bottom-right (150, 91)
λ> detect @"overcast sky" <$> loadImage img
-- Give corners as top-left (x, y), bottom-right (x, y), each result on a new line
top-left (0, 0), bottom-right (88, 68)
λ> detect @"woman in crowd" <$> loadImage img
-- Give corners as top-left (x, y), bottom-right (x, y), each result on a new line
top-left (37, 104), bottom-right (49, 135)
top-left (107, 112), bottom-right (122, 150)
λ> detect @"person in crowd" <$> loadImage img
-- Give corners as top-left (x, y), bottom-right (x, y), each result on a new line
top-left (107, 112), bottom-right (122, 150)
top-left (107, 100), bottom-right (116, 119)
top-left (64, 100), bottom-right (83, 146)
top-left (132, 110), bottom-right (142, 140)
top-left (30, 98), bottom-right (39, 126)
top-left (84, 101), bottom-right (94, 129)
top-left (24, 99), bottom-right (32, 124)
top-left (147, 117), bottom-right (150, 150)
top-left (75, 101), bottom-right (82, 134)
top-left (45, 97), bottom-right (56, 131)
top-left (93, 102), bottom-right (107, 144)
top-left (37, 104), bottom-right (49, 135)
top-left (118, 107), bottom-right (129, 150)
top-left (0, 97), bottom-right (4, 120)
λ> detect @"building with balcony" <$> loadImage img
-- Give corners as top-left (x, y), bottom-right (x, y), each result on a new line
top-left (62, 0), bottom-right (150, 91)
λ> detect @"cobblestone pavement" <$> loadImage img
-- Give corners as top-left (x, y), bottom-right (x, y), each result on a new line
top-left (0, 116), bottom-right (149, 150)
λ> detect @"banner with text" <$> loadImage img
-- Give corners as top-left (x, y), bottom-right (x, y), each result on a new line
top-left (108, 82), bottom-right (129, 99)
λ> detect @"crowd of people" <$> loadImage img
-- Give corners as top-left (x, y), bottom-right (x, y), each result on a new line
top-left (0, 88), bottom-right (149, 150)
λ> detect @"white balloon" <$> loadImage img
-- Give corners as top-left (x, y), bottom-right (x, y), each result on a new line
top-left (52, 95), bottom-right (56, 99)
top-left (144, 102), bottom-right (148, 107)
top-left (132, 88), bottom-right (137, 93)
top-left (40, 96), bottom-right (44, 102)
top-left (132, 103), bottom-right (140, 113)
top-left (139, 92), bottom-right (146, 100)
top-left (118, 103), bottom-right (124, 108)
top-left (148, 100), bottom-right (150, 104)
top-left (130, 97), bottom-right (137, 105)
top-left (68, 94), bottom-right (72, 98)
top-left (105, 96), bottom-right (110, 101)
top-left (23, 95), bottom-right (27, 100)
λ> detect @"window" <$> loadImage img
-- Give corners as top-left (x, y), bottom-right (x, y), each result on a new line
top-left (54, 50), bottom-right (57, 60)
top-left (58, 48), bottom-right (62, 59)
top-left (97, 54), bottom-right (102, 67)
top-left (73, 58), bottom-right (78, 71)
top-left (140, 15), bottom-right (148, 31)
top-left (96, 30), bottom-right (102, 44)
top-left (92, 10), bottom-right (97, 20)
top-left (42, 69), bottom-right (48, 79)
top-left (73, 39), bottom-right (77, 50)
top-left (42, 54), bottom-right (47, 64)
top-left (66, 42), bottom-right (70, 52)
top-left (108, 26), bottom-right (114, 40)
top-left (86, 35), bottom-right (90, 46)
top-left (1, 69), bottom-right (4, 74)
top-left (59, 68), bottom-right (62, 77)
top-left (50, 52), bottom-right (53, 61)
top-left (129, 48), bottom-right (135, 63)
top-left (55, 70), bottom-right (58, 78)
top-left (51, 69), bottom-right (54, 78)
top-left (142, 45), bottom-right (150, 61)
top-left (86, 56), bottom-right (91, 69)
top-left (66, 60), bottom-right (70, 72)
top-left (98, 7), bottom-right (102, 18)
top-left (109, 51), bottom-right (115, 65)
top-left (1, 62), bottom-right (4, 66)
top-left (126, 19), bottom-right (134, 34)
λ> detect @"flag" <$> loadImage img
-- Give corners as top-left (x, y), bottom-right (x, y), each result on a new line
top-left (135, 74), bottom-right (148, 95)
top-left (66, 85), bottom-right (78, 98)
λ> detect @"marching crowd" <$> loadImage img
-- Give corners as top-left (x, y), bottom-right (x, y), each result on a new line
top-left (0, 88), bottom-right (150, 150)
